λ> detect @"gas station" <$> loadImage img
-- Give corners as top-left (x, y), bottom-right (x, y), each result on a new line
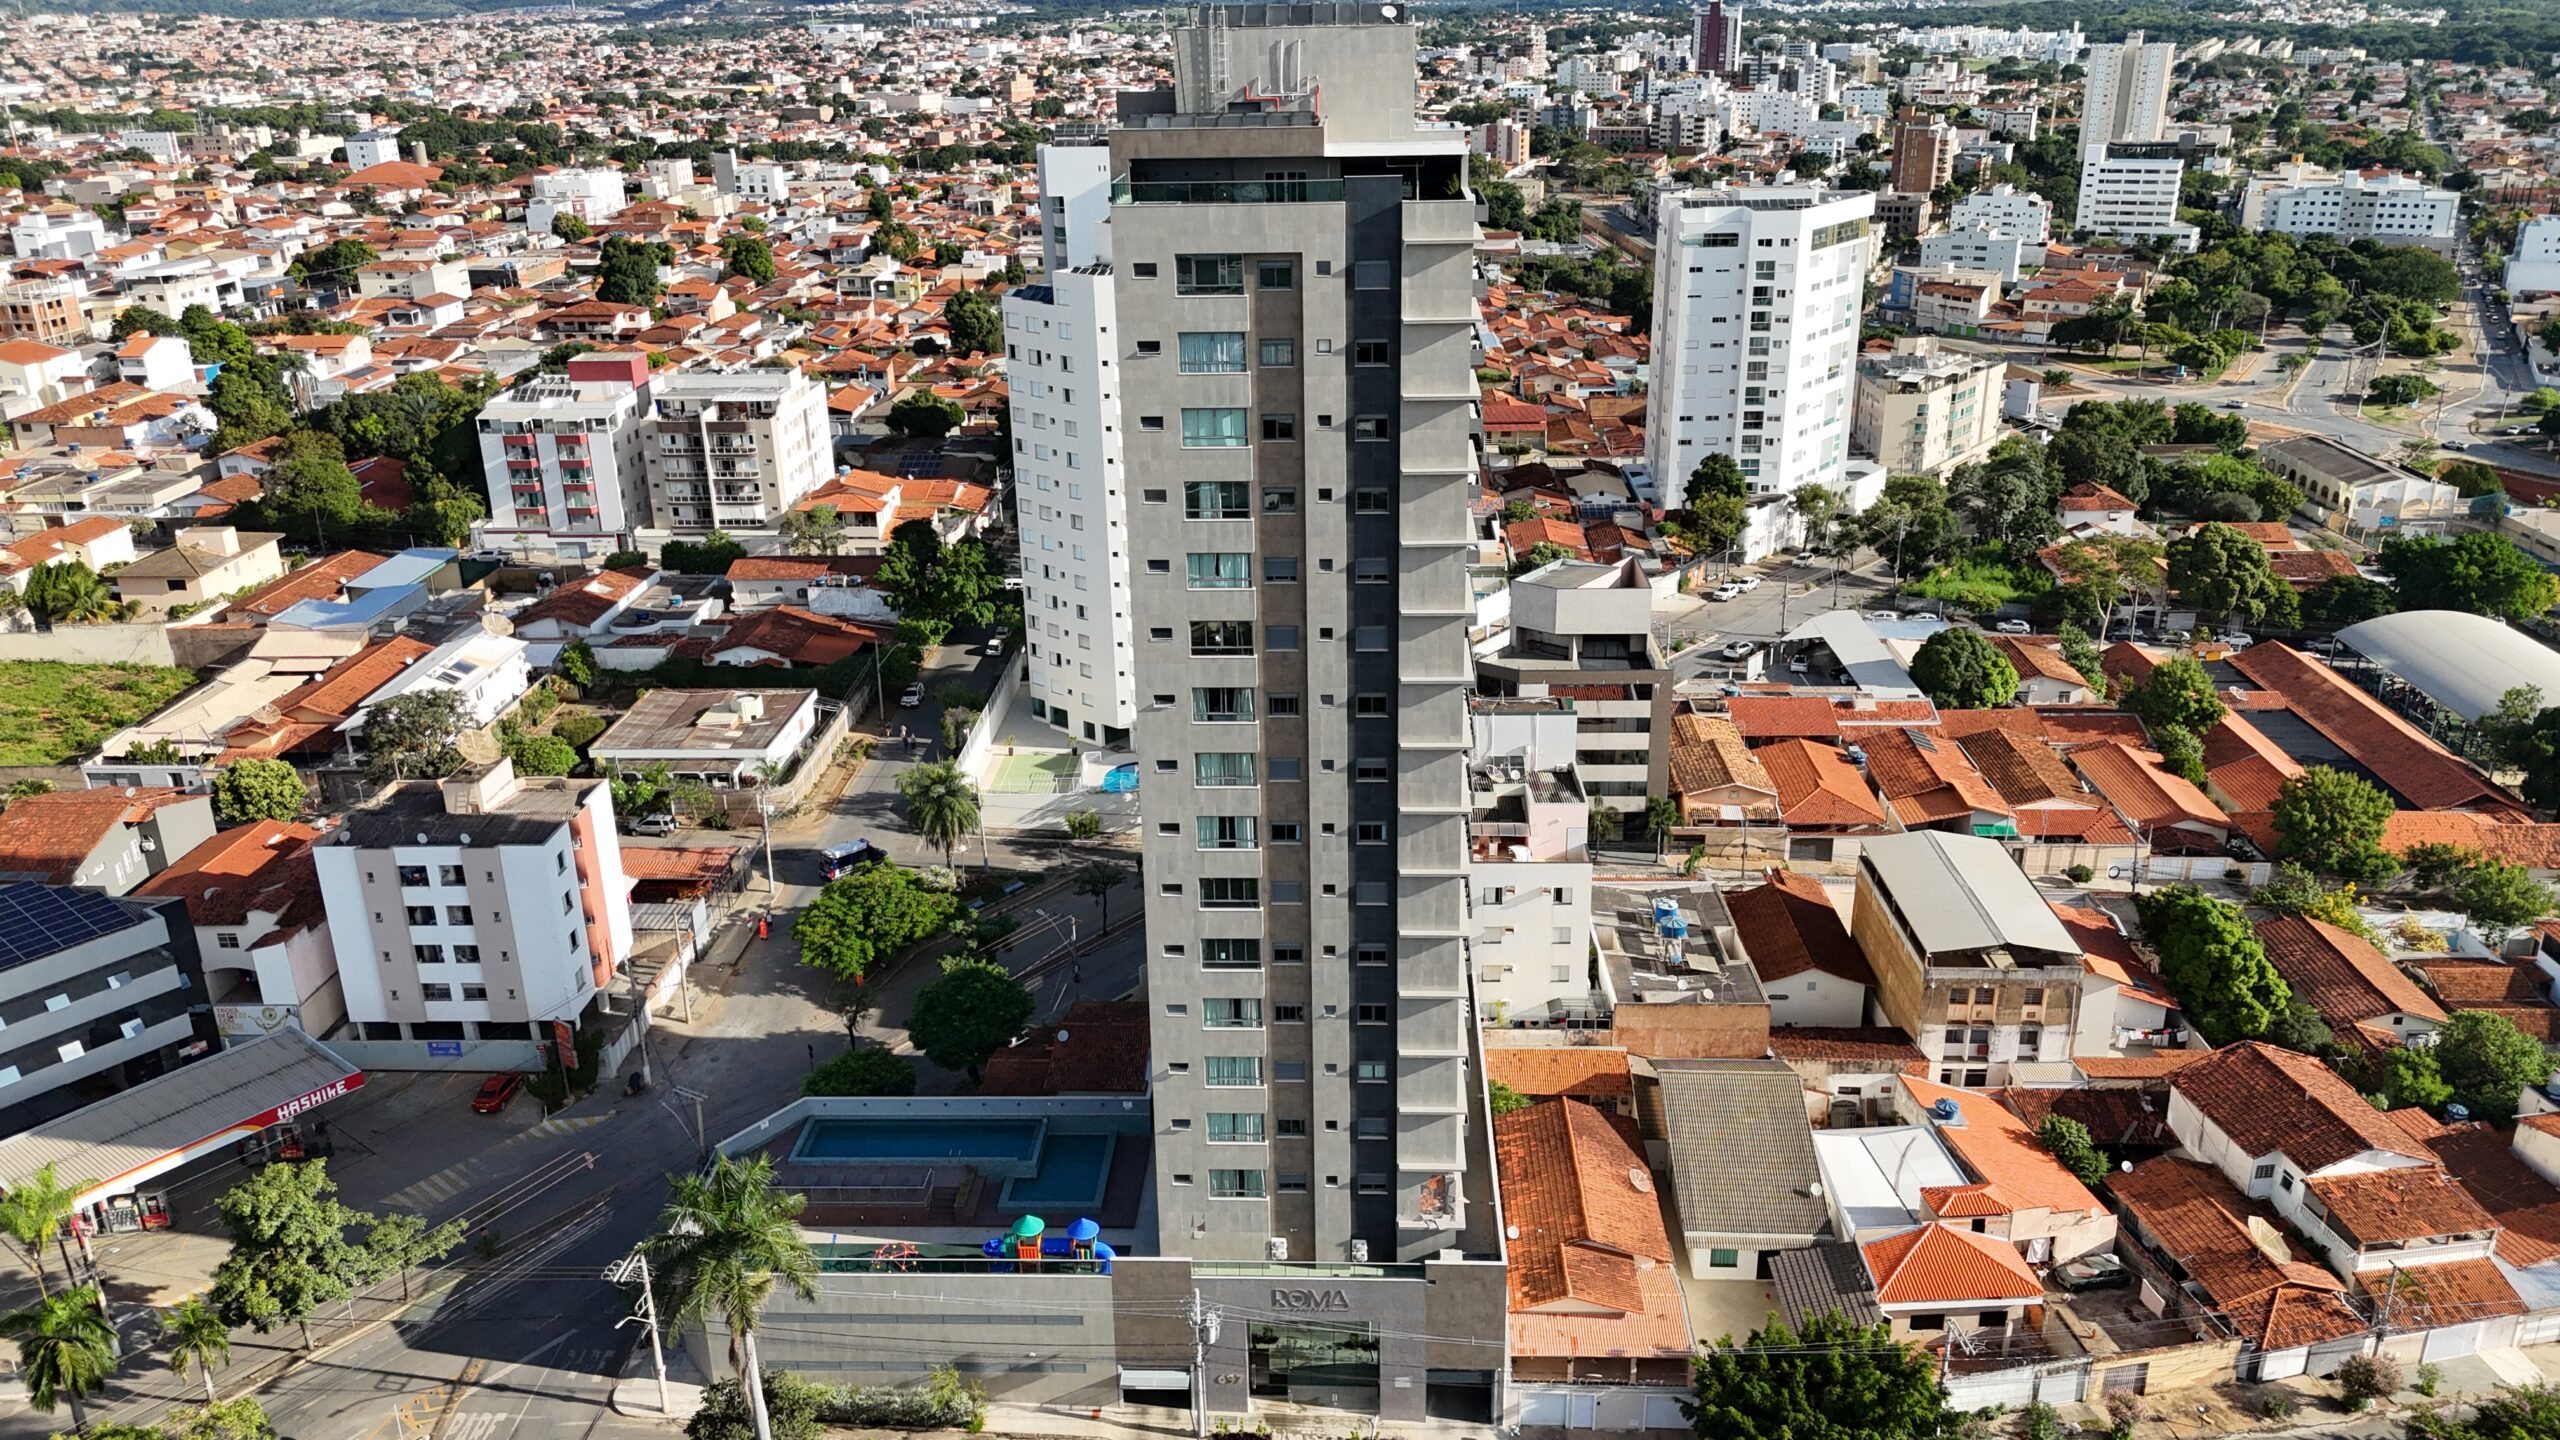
top-left (0, 1028), bottom-right (363, 1236)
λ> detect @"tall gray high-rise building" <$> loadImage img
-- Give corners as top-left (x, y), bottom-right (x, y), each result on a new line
top-left (1091, 3), bottom-right (1496, 1276)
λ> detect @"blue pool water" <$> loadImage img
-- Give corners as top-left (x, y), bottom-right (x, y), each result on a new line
top-left (1002, 1133), bottom-right (1116, 1209)
top-left (793, 1117), bottom-right (1044, 1164)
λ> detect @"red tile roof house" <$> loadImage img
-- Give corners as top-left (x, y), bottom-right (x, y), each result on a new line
top-left (2110, 1157), bottom-right (2371, 1378)
top-left (1495, 1099), bottom-right (1694, 1392)
top-left (1893, 1078), bottom-right (2117, 1265)
top-left (2069, 741), bottom-right (2232, 856)
top-left (1754, 737), bottom-right (1896, 870)
top-left (2254, 913), bottom-right (2447, 1065)
top-left (134, 821), bottom-right (341, 1037)
top-left (0, 789), bottom-right (216, 896)
top-left (1723, 869), bottom-right (1875, 1029)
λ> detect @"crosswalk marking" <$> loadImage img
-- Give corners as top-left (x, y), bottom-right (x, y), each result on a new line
top-left (383, 1113), bottom-right (615, 1211)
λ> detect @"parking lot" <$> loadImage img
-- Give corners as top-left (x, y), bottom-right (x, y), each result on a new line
top-left (1660, 555), bottom-right (1900, 678)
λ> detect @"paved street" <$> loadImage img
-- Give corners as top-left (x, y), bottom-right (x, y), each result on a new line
top-left (1658, 554), bottom-right (1903, 679)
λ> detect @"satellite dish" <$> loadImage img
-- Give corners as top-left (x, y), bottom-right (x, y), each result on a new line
top-left (2246, 1215), bottom-right (2292, 1266)
top-left (1628, 1167), bottom-right (1653, 1193)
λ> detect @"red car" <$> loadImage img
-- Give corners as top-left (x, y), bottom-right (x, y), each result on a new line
top-left (471, 1073), bottom-right (525, 1114)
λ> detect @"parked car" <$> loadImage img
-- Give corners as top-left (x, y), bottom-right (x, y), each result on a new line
top-left (823, 840), bottom-right (889, 881)
top-left (1994, 619), bottom-right (2032, 634)
top-left (1720, 640), bottom-right (1757, 660)
top-left (2222, 632), bottom-right (2254, 650)
top-left (471, 1073), bottom-right (525, 1114)
top-left (898, 682), bottom-right (926, 708)
top-left (2444, 441), bottom-right (2469, 451)
top-left (2053, 1253), bottom-right (2130, 1292)
top-left (1862, 609), bottom-right (1899, 622)
top-left (624, 812), bottom-right (678, 838)
top-left (1730, 575), bottom-right (1763, 593)
top-left (1710, 584), bottom-right (1743, 602)
top-left (468, 549), bottom-right (512, 564)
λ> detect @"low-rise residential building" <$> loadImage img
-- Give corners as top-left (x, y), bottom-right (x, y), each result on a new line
top-left (135, 821), bottom-right (341, 1041)
top-left (344, 630), bottom-right (532, 736)
top-left (313, 757), bottom-right (632, 1061)
top-left (1644, 1059), bottom-right (1833, 1279)
top-left (1724, 869), bottom-right (1874, 1027)
top-left (591, 689), bottom-right (823, 791)
top-left (2111, 1156), bottom-right (2371, 1380)
top-left (0, 339), bottom-right (91, 420)
top-left (2253, 913), bottom-right (2445, 1065)
top-left (645, 369), bottom-right (833, 535)
top-left (1891, 1077), bottom-right (2117, 1263)
top-left (1853, 831), bottom-right (2085, 1086)
top-left (1464, 723), bottom-right (1595, 1025)
top-left (1850, 338), bottom-right (2005, 478)
top-left (0, 884), bottom-right (218, 1121)
top-left (0, 790), bottom-right (216, 896)
top-left (111, 527), bottom-right (286, 612)
top-left (2260, 434), bottom-right (2461, 531)
top-left (2168, 1041), bottom-right (2438, 1232)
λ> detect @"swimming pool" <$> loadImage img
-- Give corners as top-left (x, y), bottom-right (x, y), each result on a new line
top-left (1001, 1133), bottom-right (1116, 1211)
top-left (792, 1117), bottom-right (1046, 1166)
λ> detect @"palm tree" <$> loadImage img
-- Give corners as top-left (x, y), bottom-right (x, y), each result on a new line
top-left (1644, 796), bottom-right (1682, 863)
top-left (22, 562), bottom-right (112, 626)
top-left (1069, 860), bottom-right (1129, 935)
top-left (0, 1163), bottom-right (81, 1296)
top-left (896, 761), bottom-right (980, 870)
top-left (164, 1295), bottom-right (230, 1404)
top-left (1, 1285), bottom-right (115, 1430)
top-left (645, 1154), bottom-right (818, 1440)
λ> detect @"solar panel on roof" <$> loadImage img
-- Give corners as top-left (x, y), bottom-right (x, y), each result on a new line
top-left (0, 884), bottom-right (144, 971)
top-left (896, 452), bottom-right (944, 477)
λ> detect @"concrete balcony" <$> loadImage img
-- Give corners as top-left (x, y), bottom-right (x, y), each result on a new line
top-left (1400, 199), bottom-right (1479, 247)
top-left (1396, 811), bottom-right (1467, 877)
top-left (1396, 872), bottom-right (1467, 935)
top-left (1397, 613), bottom-right (1471, 685)
top-left (1398, 745), bottom-right (1470, 816)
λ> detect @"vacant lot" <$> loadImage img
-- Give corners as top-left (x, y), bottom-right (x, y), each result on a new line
top-left (0, 661), bottom-right (198, 767)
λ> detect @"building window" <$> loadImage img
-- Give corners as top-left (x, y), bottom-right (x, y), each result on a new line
top-left (1205, 1056), bottom-right (1263, 1087)
top-left (215, 933), bottom-right (241, 949)
top-left (1351, 415), bottom-right (1388, 441)
top-left (413, 944), bottom-right (445, 964)
top-left (1353, 260), bottom-right (1390, 289)
top-left (1259, 337), bottom-right (1297, 368)
top-left (1203, 997), bottom-right (1263, 1029)
top-left (1196, 752), bottom-right (1256, 787)
top-left (1267, 693), bottom-right (1301, 717)
top-left (1352, 339), bottom-right (1390, 366)
top-left (439, 865), bottom-right (465, 886)
top-left (1200, 878), bottom-right (1261, 909)
top-left (1178, 332), bottom-right (1247, 373)
top-left (445, 906), bottom-right (473, 925)
top-left (1181, 408), bottom-right (1249, 447)
top-left (1256, 260), bottom-right (1295, 290)
top-left (421, 983), bottom-right (454, 1002)
top-left (1193, 687), bottom-right (1255, 723)
top-left (1175, 254), bottom-right (1244, 295)
top-left (1264, 556), bottom-right (1300, 584)
top-left (1186, 552), bottom-right (1250, 589)
top-left (1260, 412), bottom-right (1298, 443)
top-left (1207, 1113), bottom-right (1266, 1143)
top-left (1355, 1060), bottom-right (1388, 1082)
top-left (1708, 1248), bottom-right (1741, 1269)
top-left (1184, 480), bottom-right (1251, 519)
top-left (1201, 937), bottom-right (1263, 968)
top-left (397, 866), bottom-right (429, 887)
top-left (1198, 816), bottom-right (1259, 850)
top-left (1210, 1169), bottom-right (1267, 1199)
top-left (406, 906), bottom-right (435, 926)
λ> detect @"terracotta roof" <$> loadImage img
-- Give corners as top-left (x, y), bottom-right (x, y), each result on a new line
top-left (2074, 1052), bottom-right (2212, 1079)
top-left (2256, 913), bottom-right (2445, 1062)
top-left (2059, 482), bottom-right (2137, 512)
top-left (1482, 1047), bottom-right (1635, 1101)
top-left (1992, 636), bottom-right (2092, 688)
top-left (2038, 709), bottom-right (2153, 748)
top-left (1900, 1077), bottom-right (2107, 1218)
top-left (1995, 1085), bottom-right (2174, 1150)
top-left (1726, 695), bottom-right (1843, 740)
top-left (2170, 1041), bottom-right (2434, 1172)
top-left (1954, 727), bottom-right (2087, 806)
top-left (1766, 1027), bottom-right (1928, 1066)
top-left (2410, 957), bottom-right (2550, 1008)
top-left (132, 820), bottom-right (323, 934)
top-left (1495, 1099), bottom-right (1673, 1315)
top-left (2057, 903), bottom-right (2175, 1006)
top-left (1859, 725), bottom-right (2009, 826)
top-left (1860, 1222), bottom-right (2041, 1306)
top-left (725, 555), bottom-right (885, 584)
top-left (269, 636), bottom-right (434, 725)
top-left (1666, 712), bottom-right (1778, 819)
top-left (2385, 811), bottom-right (2560, 871)
top-left (2229, 643), bottom-right (2501, 811)
top-left (709, 605), bottom-right (888, 666)
top-left (2426, 1124), bottom-right (2560, 1268)
top-left (2109, 1157), bottom-right (2365, 1352)
top-left (617, 845), bottom-right (742, 889)
top-left (0, 789), bottom-right (190, 883)
top-left (2362, 1256), bottom-right (2526, 1327)
top-left (2071, 742), bottom-right (2229, 831)
top-left (1757, 738), bottom-right (1889, 829)
top-left (2306, 1166), bottom-right (2497, 1244)
top-left (1726, 869), bottom-right (1875, 989)
top-left (513, 566), bottom-right (652, 629)
top-left (976, 999), bottom-right (1149, 1095)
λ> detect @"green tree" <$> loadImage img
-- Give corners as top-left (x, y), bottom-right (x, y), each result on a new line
top-left (896, 762), bottom-right (980, 870)
top-left (1908, 627), bottom-right (2019, 710)
top-left (22, 560), bottom-right (115, 625)
top-left (2369, 372), bottom-right (2441, 407)
top-left (688, 1370), bottom-right (827, 1440)
top-left (0, 1163), bottom-right (82, 1296)
top-left (2453, 856), bottom-right (2556, 935)
top-left (1680, 453), bottom-right (1749, 557)
top-left (2380, 531), bottom-right (2560, 622)
top-left (0, 1286), bottom-right (115, 1430)
top-left (943, 288), bottom-right (1001, 357)
top-left (647, 1153), bottom-right (818, 1440)
top-left (210, 759), bottom-right (305, 825)
top-left (1859, 474), bottom-right (1963, 577)
top-left (1946, 439), bottom-right (2059, 555)
top-left (163, 1295), bottom-right (232, 1404)
top-left (500, 732), bottom-right (579, 776)
top-left (2434, 1010), bottom-right (2555, 1123)
top-left (2370, 1044), bottom-right (2453, 1112)
top-left (556, 639), bottom-right (598, 689)
top-left (777, 505), bottom-right (845, 557)
top-left (876, 525), bottom-right (1001, 641)
top-left (2272, 766), bottom-right (2399, 884)
top-left (358, 689), bottom-right (472, 784)
top-left (2120, 653), bottom-right (2227, 733)
top-left (258, 432), bottom-right (368, 542)
top-left (802, 1046), bottom-right (918, 1098)
top-left (794, 865), bottom-right (961, 983)
top-left (1488, 1080), bottom-right (1532, 1116)
top-left (1511, 540), bottom-right (1573, 577)
top-left (885, 389), bottom-right (965, 439)
top-left (2035, 1115), bottom-right (2108, 1185)
top-left (2056, 622), bottom-right (2107, 695)
top-left (2152, 722), bottom-right (2208, 785)
top-left (2136, 885), bottom-right (2291, 1045)
top-left (1070, 860), bottom-right (1130, 933)
top-left (595, 237), bottom-right (671, 306)
top-left (356, 1210), bottom-right (460, 1302)
top-left (1645, 795), bottom-right (1682, 861)
top-left (2167, 522), bottom-right (2298, 628)
top-left (111, 305), bottom-right (180, 340)
top-left (551, 212), bottom-right (592, 242)
top-left (660, 530), bottom-right (748, 576)
top-left (907, 956), bottom-right (1034, 1081)
top-left (1683, 1311), bottom-right (1966, 1440)
top-left (207, 1160), bottom-right (376, 1349)
top-left (2300, 574), bottom-right (2396, 627)
top-left (720, 234), bottom-right (777, 284)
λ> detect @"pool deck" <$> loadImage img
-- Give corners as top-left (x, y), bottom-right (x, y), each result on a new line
top-left (756, 1114), bottom-right (1151, 1232)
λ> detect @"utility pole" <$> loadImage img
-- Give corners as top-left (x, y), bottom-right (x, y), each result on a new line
top-left (606, 1254), bottom-right (672, 1415)
top-left (1188, 1290), bottom-right (1221, 1440)
top-left (673, 1083), bottom-right (710, 1164)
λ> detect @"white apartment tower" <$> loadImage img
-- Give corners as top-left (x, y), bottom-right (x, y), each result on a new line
top-left (2239, 161), bottom-right (2460, 250)
top-left (476, 352), bottom-right (655, 557)
top-left (2077, 31), bottom-right (2175, 154)
top-left (1647, 179), bottom-right (1876, 510)
top-left (644, 369), bottom-right (833, 534)
top-left (1006, 144), bottom-right (1138, 748)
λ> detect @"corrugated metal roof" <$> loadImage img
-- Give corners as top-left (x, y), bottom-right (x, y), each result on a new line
top-left (2338, 610), bottom-right (2560, 724)
top-left (1857, 831), bottom-right (2077, 958)
top-left (0, 1030), bottom-right (359, 1200)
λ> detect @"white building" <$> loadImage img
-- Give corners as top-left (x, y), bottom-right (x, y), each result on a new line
top-left (1006, 143), bottom-right (1136, 751)
top-left (1647, 179), bottom-right (1876, 511)
top-left (525, 168), bottom-right (629, 234)
top-left (716, 151), bottom-right (791, 205)
top-left (1949, 183), bottom-right (2052, 244)
top-left (590, 688), bottom-right (821, 790)
top-left (2075, 144), bottom-right (2198, 251)
top-left (1463, 704), bottom-right (1595, 1024)
top-left (475, 352), bottom-right (655, 555)
top-left (347, 631), bottom-right (533, 736)
top-left (1850, 337), bottom-right (2004, 477)
top-left (1919, 225), bottom-right (2034, 284)
top-left (2078, 32), bottom-right (2176, 154)
top-left (344, 128), bottom-right (404, 169)
top-left (8, 208), bottom-right (108, 262)
top-left (2240, 161), bottom-right (2459, 249)
top-left (645, 369), bottom-right (833, 534)
top-left (2507, 215), bottom-right (2560, 296)
top-left (315, 758), bottom-right (633, 1059)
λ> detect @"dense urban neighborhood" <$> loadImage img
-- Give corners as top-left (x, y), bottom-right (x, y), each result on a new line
top-left (14, 2), bottom-right (2560, 1439)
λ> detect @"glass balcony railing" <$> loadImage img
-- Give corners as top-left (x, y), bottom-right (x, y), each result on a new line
top-left (1111, 176), bottom-right (1346, 205)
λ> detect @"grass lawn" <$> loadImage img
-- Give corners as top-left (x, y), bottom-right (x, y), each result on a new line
top-left (0, 661), bottom-right (198, 767)
top-left (1901, 548), bottom-right (2054, 612)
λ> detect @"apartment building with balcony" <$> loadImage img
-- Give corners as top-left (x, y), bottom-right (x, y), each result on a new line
top-left (2237, 160), bottom-right (2460, 251)
top-left (475, 352), bottom-right (655, 556)
top-left (1462, 702), bottom-right (1595, 1024)
top-left (313, 756), bottom-right (631, 1063)
top-left (1850, 831), bottom-right (2084, 1087)
top-left (1850, 336), bottom-right (2004, 478)
top-left (1473, 558), bottom-right (1672, 844)
top-left (1, 278), bottom-right (88, 346)
top-left (645, 368), bottom-right (831, 535)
